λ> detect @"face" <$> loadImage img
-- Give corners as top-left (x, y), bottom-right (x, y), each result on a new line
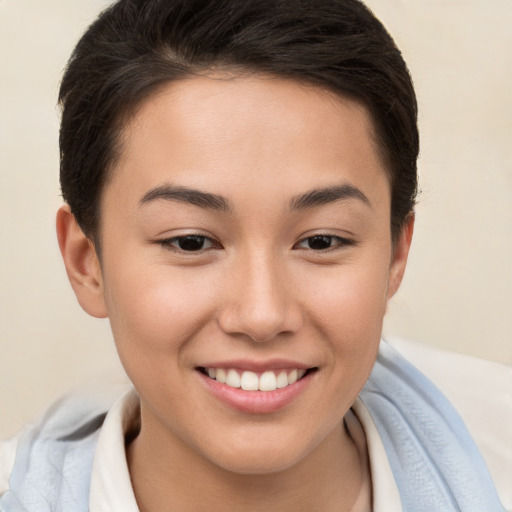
top-left (69, 75), bottom-right (411, 474)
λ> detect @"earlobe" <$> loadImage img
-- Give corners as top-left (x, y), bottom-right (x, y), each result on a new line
top-left (387, 214), bottom-right (415, 300)
top-left (56, 205), bottom-right (108, 318)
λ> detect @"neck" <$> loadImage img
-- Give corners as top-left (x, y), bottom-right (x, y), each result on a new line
top-left (127, 405), bottom-right (367, 512)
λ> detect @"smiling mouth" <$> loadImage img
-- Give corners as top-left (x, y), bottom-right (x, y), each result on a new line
top-left (198, 367), bottom-right (316, 392)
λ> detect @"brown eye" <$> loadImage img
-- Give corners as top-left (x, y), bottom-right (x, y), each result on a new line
top-left (177, 235), bottom-right (208, 251)
top-left (306, 235), bottom-right (334, 250)
top-left (160, 235), bottom-right (216, 252)
top-left (295, 235), bottom-right (354, 251)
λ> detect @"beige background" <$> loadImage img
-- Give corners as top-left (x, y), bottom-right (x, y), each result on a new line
top-left (0, 0), bottom-right (511, 438)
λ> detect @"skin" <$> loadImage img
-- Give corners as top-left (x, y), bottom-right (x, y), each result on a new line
top-left (57, 75), bottom-right (413, 511)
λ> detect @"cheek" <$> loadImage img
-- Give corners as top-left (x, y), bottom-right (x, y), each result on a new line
top-left (308, 258), bottom-right (389, 334)
top-left (301, 254), bottom-right (390, 375)
top-left (102, 262), bottom-right (220, 362)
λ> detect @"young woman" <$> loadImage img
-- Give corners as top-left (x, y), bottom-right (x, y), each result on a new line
top-left (0, 1), bottom-right (509, 511)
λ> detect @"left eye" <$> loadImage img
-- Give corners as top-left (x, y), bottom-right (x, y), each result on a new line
top-left (295, 235), bottom-right (350, 251)
top-left (161, 235), bottom-right (216, 252)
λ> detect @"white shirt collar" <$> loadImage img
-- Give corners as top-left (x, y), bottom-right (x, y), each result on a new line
top-left (352, 398), bottom-right (403, 511)
top-left (89, 388), bottom-right (140, 512)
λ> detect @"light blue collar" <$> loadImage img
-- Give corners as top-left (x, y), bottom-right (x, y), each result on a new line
top-left (360, 341), bottom-right (505, 512)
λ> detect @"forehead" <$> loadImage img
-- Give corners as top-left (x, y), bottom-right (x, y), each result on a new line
top-left (123, 74), bottom-right (378, 149)
top-left (107, 74), bottom-right (389, 211)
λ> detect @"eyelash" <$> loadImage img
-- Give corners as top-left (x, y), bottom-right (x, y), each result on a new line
top-left (158, 235), bottom-right (220, 253)
top-left (157, 234), bottom-right (355, 253)
top-left (293, 234), bottom-right (355, 251)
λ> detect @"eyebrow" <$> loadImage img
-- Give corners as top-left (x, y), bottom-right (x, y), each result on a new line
top-left (289, 183), bottom-right (371, 211)
top-left (140, 185), bottom-right (231, 211)
top-left (139, 182), bottom-right (370, 213)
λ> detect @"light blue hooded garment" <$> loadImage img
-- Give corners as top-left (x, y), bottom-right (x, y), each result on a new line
top-left (0, 341), bottom-right (506, 511)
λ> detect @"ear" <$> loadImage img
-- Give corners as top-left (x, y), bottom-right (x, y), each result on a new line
top-left (56, 205), bottom-right (108, 318)
top-left (387, 214), bottom-right (415, 300)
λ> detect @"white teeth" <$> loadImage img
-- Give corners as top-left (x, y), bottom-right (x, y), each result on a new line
top-left (216, 368), bottom-right (226, 384)
top-left (205, 367), bottom-right (309, 391)
top-left (226, 369), bottom-right (241, 388)
top-left (287, 369), bottom-right (298, 385)
top-left (240, 371), bottom-right (259, 390)
top-left (276, 371), bottom-right (289, 388)
top-left (259, 371), bottom-right (277, 391)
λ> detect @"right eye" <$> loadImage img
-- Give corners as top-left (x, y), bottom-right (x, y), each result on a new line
top-left (159, 235), bottom-right (218, 252)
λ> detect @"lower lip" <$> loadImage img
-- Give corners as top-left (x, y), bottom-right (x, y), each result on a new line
top-left (198, 370), bottom-right (314, 414)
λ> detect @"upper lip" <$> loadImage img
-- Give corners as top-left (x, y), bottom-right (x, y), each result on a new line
top-left (197, 359), bottom-right (315, 372)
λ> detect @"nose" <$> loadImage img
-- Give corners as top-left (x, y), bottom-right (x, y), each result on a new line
top-left (217, 252), bottom-right (303, 343)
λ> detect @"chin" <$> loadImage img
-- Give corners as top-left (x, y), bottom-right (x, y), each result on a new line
top-left (202, 430), bottom-right (319, 476)
top-left (213, 450), bottom-right (304, 476)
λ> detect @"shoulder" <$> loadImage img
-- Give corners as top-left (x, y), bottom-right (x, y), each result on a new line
top-left (0, 387), bottom-right (118, 500)
top-left (0, 435), bottom-right (18, 496)
top-left (387, 336), bottom-right (512, 511)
